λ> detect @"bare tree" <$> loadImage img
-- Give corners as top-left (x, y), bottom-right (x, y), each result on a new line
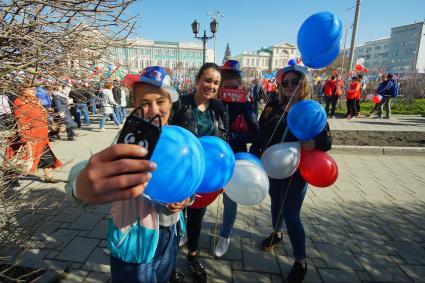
top-left (0, 1), bottom-right (138, 280)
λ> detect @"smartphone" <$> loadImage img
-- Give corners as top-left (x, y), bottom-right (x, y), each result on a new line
top-left (116, 113), bottom-right (161, 160)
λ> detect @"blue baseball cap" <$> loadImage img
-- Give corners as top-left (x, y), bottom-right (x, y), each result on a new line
top-left (124, 66), bottom-right (179, 102)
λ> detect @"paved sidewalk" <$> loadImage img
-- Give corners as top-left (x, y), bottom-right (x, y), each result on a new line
top-left (4, 118), bottom-right (425, 282)
top-left (327, 115), bottom-right (425, 132)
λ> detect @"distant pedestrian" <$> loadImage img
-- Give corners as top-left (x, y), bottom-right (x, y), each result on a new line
top-left (323, 74), bottom-right (342, 118)
top-left (346, 76), bottom-right (361, 119)
top-left (376, 74), bottom-right (398, 119)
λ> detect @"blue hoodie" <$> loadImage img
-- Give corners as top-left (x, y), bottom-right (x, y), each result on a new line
top-left (36, 86), bottom-right (52, 108)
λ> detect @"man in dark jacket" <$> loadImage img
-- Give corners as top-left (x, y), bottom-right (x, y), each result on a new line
top-left (112, 80), bottom-right (123, 124)
top-left (251, 78), bottom-right (266, 117)
top-left (376, 74), bottom-right (397, 119)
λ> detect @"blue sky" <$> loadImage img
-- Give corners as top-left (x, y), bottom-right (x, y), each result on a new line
top-left (130, 0), bottom-right (425, 63)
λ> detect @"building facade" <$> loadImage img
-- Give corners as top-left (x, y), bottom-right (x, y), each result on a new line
top-left (109, 37), bottom-right (214, 74)
top-left (231, 42), bottom-right (298, 74)
top-left (352, 37), bottom-right (391, 70)
top-left (350, 21), bottom-right (425, 73)
top-left (387, 22), bottom-right (425, 73)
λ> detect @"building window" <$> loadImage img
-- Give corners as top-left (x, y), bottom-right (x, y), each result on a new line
top-left (256, 59), bottom-right (259, 65)
top-left (366, 47), bottom-right (372, 53)
top-left (375, 46), bottom-right (381, 50)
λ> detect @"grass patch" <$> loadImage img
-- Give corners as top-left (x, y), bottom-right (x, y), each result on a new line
top-left (332, 98), bottom-right (425, 116)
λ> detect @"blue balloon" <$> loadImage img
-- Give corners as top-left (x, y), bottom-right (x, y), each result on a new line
top-left (287, 100), bottom-right (327, 141)
top-left (302, 43), bottom-right (340, 69)
top-left (235, 152), bottom-right (263, 169)
top-left (144, 126), bottom-right (205, 203)
top-left (288, 59), bottom-right (297, 66)
top-left (197, 136), bottom-right (235, 193)
top-left (297, 11), bottom-right (342, 58)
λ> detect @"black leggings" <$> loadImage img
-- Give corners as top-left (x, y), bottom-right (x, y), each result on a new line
top-left (186, 207), bottom-right (207, 253)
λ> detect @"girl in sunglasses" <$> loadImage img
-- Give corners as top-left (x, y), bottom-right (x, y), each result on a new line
top-left (250, 65), bottom-right (332, 283)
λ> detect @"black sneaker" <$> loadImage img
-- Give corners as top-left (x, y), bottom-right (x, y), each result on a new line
top-left (261, 232), bottom-right (282, 251)
top-left (287, 261), bottom-right (307, 283)
top-left (168, 268), bottom-right (184, 283)
top-left (187, 254), bottom-right (207, 283)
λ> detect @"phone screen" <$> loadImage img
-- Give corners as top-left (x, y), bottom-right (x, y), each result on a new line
top-left (116, 114), bottom-right (161, 160)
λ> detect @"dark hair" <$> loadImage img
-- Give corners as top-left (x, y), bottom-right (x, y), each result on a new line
top-left (387, 74), bottom-right (393, 79)
top-left (331, 75), bottom-right (336, 80)
top-left (221, 69), bottom-right (242, 85)
top-left (357, 74), bottom-right (363, 79)
top-left (195, 62), bottom-right (221, 82)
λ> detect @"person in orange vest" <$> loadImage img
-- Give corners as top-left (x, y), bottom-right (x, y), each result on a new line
top-left (346, 76), bottom-right (362, 119)
top-left (356, 74), bottom-right (364, 116)
top-left (323, 74), bottom-right (343, 118)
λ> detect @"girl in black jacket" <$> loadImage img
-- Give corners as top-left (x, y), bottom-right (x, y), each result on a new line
top-left (250, 65), bottom-right (332, 283)
top-left (169, 63), bottom-right (228, 283)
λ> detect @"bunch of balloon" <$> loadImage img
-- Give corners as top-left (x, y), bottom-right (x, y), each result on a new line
top-left (144, 126), bottom-right (206, 203)
top-left (196, 136), bottom-right (235, 193)
top-left (224, 159), bottom-right (269, 206)
top-left (287, 100), bottom-right (327, 141)
top-left (299, 149), bottom-right (338, 187)
top-left (372, 95), bottom-right (382, 104)
top-left (297, 11), bottom-right (343, 69)
top-left (235, 152), bottom-right (262, 168)
top-left (261, 142), bottom-right (301, 179)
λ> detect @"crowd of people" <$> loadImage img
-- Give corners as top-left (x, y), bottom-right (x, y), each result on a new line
top-left (315, 72), bottom-right (399, 120)
top-left (1, 60), bottom-right (398, 283)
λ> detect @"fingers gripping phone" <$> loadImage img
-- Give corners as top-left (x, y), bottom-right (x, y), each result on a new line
top-left (116, 108), bottom-right (161, 160)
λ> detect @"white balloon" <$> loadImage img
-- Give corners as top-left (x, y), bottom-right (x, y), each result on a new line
top-left (366, 93), bottom-right (374, 101)
top-left (356, 58), bottom-right (365, 65)
top-left (261, 142), bottom-right (301, 179)
top-left (224, 160), bottom-right (269, 206)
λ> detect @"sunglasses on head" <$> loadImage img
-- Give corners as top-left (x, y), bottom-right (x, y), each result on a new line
top-left (281, 78), bottom-right (301, 88)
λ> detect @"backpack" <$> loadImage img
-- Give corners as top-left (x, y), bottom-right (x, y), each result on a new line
top-left (391, 81), bottom-right (399, 98)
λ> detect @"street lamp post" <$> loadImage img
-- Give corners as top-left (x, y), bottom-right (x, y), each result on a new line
top-left (207, 11), bottom-right (224, 64)
top-left (191, 19), bottom-right (218, 64)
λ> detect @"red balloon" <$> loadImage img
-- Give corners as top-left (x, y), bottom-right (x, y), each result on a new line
top-left (372, 95), bottom-right (382, 104)
top-left (355, 64), bottom-right (363, 71)
top-left (363, 67), bottom-right (369, 73)
top-left (123, 74), bottom-right (139, 87)
top-left (299, 149), bottom-right (338, 188)
top-left (190, 189), bottom-right (223, 209)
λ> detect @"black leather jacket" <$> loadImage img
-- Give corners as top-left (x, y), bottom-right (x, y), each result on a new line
top-left (169, 94), bottom-right (229, 141)
top-left (250, 101), bottom-right (332, 157)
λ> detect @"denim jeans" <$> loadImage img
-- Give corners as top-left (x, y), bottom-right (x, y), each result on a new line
top-left (269, 173), bottom-right (307, 260)
top-left (75, 103), bottom-right (91, 127)
top-left (120, 107), bottom-right (127, 123)
top-left (110, 225), bottom-right (179, 283)
top-left (114, 105), bottom-right (124, 124)
top-left (220, 192), bottom-right (237, 238)
top-left (89, 98), bottom-right (97, 114)
top-left (99, 112), bottom-right (120, 129)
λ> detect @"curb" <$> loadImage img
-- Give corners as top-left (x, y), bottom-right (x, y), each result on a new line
top-left (330, 145), bottom-right (425, 156)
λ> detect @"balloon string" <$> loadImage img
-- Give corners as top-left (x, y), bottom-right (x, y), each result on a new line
top-left (211, 192), bottom-right (222, 282)
top-left (264, 74), bottom-right (305, 150)
top-left (269, 174), bottom-right (294, 247)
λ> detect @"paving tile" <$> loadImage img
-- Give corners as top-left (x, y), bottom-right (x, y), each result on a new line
top-left (63, 269), bottom-right (88, 282)
top-left (68, 213), bottom-right (104, 230)
top-left (233, 271), bottom-right (270, 283)
top-left (356, 254), bottom-right (411, 282)
top-left (82, 247), bottom-right (110, 273)
top-left (315, 243), bottom-right (362, 270)
top-left (243, 244), bottom-right (280, 273)
top-left (319, 269), bottom-right (360, 283)
top-left (56, 237), bottom-right (99, 263)
top-left (85, 272), bottom-right (110, 283)
top-left (203, 258), bottom-right (232, 283)
top-left (389, 241), bottom-right (425, 265)
top-left (54, 207), bottom-right (83, 223)
top-left (48, 229), bottom-right (80, 250)
top-left (400, 265), bottom-right (425, 283)
top-left (87, 220), bottom-right (109, 239)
